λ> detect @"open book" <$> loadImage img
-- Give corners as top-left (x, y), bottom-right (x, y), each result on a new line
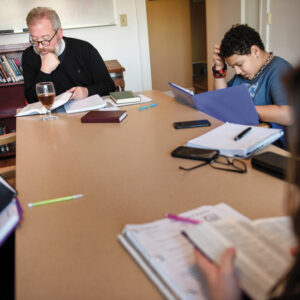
top-left (16, 93), bottom-right (107, 116)
top-left (186, 122), bottom-right (283, 157)
top-left (118, 203), bottom-right (295, 300)
top-left (183, 217), bottom-right (295, 300)
top-left (16, 92), bottom-right (72, 116)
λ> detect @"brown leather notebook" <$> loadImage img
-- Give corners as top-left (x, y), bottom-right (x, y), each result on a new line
top-left (81, 110), bottom-right (127, 123)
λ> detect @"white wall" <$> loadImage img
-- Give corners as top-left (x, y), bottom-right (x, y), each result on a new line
top-left (260, 0), bottom-right (300, 67)
top-left (0, 0), bottom-right (152, 92)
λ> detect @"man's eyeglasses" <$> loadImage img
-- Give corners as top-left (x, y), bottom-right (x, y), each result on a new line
top-left (179, 155), bottom-right (247, 173)
top-left (29, 29), bottom-right (58, 47)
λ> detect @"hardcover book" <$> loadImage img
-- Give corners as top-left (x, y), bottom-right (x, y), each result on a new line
top-left (110, 91), bottom-right (141, 104)
top-left (81, 110), bottom-right (127, 123)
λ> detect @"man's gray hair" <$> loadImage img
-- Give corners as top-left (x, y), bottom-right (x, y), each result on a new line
top-left (26, 7), bottom-right (61, 30)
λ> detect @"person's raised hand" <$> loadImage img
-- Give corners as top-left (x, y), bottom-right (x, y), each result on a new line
top-left (213, 44), bottom-right (226, 70)
top-left (194, 247), bottom-right (241, 300)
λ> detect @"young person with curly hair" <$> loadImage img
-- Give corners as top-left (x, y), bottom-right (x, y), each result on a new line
top-left (212, 24), bottom-right (293, 129)
top-left (194, 66), bottom-right (300, 300)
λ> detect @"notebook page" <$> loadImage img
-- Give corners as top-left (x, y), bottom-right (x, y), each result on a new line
top-left (187, 123), bottom-right (282, 157)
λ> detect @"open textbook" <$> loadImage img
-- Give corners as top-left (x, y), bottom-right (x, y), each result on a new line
top-left (186, 122), bottom-right (283, 157)
top-left (16, 91), bottom-right (72, 116)
top-left (183, 217), bottom-right (296, 300)
top-left (118, 203), bottom-right (295, 300)
top-left (16, 93), bottom-right (107, 116)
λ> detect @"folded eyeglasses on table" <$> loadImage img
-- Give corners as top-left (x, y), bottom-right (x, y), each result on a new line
top-left (179, 155), bottom-right (247, 173)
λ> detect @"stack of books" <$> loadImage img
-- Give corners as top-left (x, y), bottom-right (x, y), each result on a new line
top-left (0, 176), bottom-right (22, 246)
top-left (0, 55), bottom-right (23, 83)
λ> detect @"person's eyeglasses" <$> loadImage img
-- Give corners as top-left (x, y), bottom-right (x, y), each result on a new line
top-left (179, 155), bottom-right (247, 173)
top-left (29, 29), bottom-right (58, 47)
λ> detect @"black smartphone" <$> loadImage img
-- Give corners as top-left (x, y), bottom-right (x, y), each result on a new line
top-left (173, 119), bottom-right (211, 129)
top-left (171, 146), bottom-right (219, 162)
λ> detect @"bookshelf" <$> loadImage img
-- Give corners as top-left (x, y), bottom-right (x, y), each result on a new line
top-left (0, 43), bottom-right (29, 120)
top-left (0, 42), bottom-right (29, 158)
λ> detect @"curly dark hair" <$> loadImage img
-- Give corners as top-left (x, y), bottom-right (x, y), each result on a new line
top-left (220, 24), bottom-right (265, 59)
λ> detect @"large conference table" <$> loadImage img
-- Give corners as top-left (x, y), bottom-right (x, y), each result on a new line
top-left (15, 90), bottom-right (288, 300)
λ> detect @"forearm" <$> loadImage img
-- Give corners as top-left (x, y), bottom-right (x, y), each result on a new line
top-left (213, 77), bottom-right (227, 90)
top-left (255, 105), bottom-right (293, 126)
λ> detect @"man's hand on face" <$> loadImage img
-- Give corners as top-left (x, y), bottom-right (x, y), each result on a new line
top-left (40, 52), bottom-right (60, 74)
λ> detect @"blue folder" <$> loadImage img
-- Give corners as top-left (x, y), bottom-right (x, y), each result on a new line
top-left (168, 83), bottom-right (259, 125)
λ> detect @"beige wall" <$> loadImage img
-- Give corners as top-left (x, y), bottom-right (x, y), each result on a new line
top-left (206, 0), bottom-right (241, 90)
top-left (190, 0), bottom-right (207, 63)
top-left (146, 0), bottom-right (193, 91)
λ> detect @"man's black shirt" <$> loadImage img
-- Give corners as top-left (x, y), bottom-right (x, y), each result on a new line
top-left (22, 37), bottom-right (115, 103)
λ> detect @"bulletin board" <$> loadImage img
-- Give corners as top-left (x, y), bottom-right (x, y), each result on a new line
top-left (0, 0), bottom-right (116, 34)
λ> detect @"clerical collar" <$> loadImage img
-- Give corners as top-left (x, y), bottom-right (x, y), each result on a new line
top-left (56, 38), bottom-right (65, 56)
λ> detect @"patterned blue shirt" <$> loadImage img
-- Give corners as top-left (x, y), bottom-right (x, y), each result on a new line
top-left (227, 56), bottom-right (292, 106)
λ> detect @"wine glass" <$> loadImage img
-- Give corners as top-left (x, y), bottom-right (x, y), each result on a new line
top-left (35, 82), bottom-right (58, 121)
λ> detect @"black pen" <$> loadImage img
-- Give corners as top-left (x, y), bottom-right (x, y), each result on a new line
top-left (234, 127), bottom-right (252, 141)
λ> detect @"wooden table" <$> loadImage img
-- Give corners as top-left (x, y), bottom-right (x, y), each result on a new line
top-left (15, 91), bottom-right (288, 300)
top-left (104, 59), bottom-right (125, 91)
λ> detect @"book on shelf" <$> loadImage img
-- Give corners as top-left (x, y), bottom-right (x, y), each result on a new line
top-left (0, 176), bottom-right (22, 246)
top-left (16, 91), bottom-right (73, 116)
top-left (8, 57), bottom-right (23, 81)
top-left (0, 55), bottom-right (24, 83)
top-left (110, 91), bottom-right (141, 104)
top-left (118, 203), bottom-right (295, 300)
top-left (186, 122), bottom-right (283, 158)
top-left (0, 57), bottom-right (13, 83)
top-left (1, 55), bottom-right (19, 82)
top-left (0, 64), bottom-right (6, 83)
top-left (81, 110), bottom-right (127, 123)
top-left (13, 58), bottom-right (23, 74)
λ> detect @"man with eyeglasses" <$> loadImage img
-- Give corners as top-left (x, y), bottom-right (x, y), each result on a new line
top-left (22, 7), bottom-right (115, 104)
